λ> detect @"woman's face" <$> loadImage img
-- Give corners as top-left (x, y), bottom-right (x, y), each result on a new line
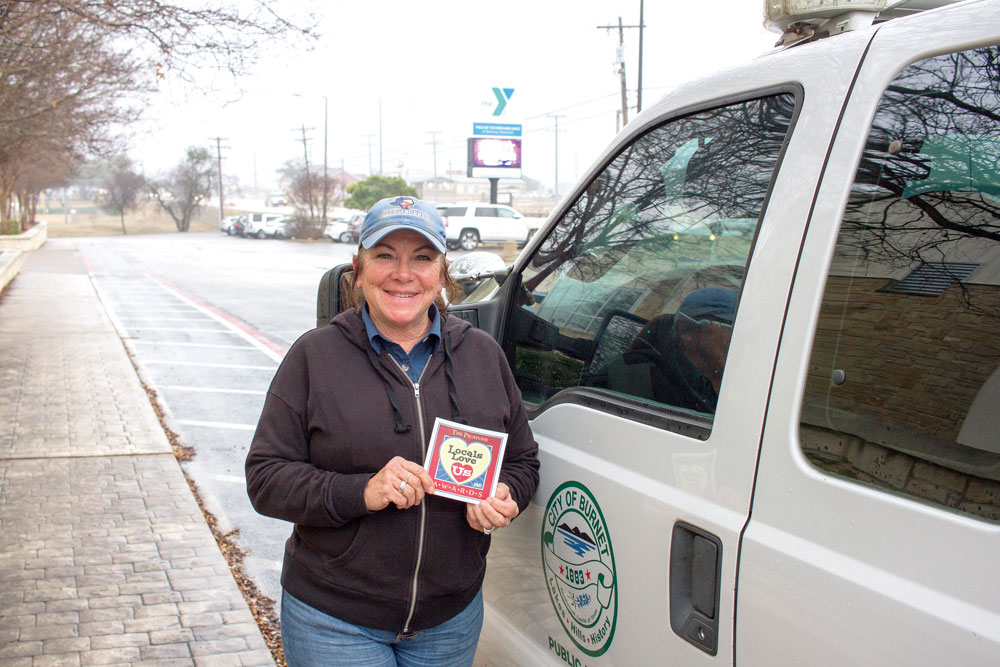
top-left (355, 229), bottom-right (445, 341)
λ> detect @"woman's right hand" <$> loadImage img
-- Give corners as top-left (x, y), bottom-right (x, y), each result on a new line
top-left (364, 456), bottom-right (435, 511)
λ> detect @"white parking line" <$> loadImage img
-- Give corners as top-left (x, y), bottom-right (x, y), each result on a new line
top-left (128, 326), bottom-right (232, 332)
top-left (177, 419), bottom-right (257, 431)
top-left (131, 341), bottom-right (257, 350)
top-left (117, 308), bottom-right (199, 313)
top-left (122, 317), bottom-right (216, 322)
top-left (149, 278), bottom-right (286, 363)
top-left (163, 385), bottom-right (266, 395)
top-left (209, 473), bottom-right (247, 484)
top-left (144, 360), bottom-right (277, 370)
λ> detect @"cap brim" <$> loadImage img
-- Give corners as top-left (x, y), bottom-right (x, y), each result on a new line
top-left (360, 224), bottom-right (447, 254)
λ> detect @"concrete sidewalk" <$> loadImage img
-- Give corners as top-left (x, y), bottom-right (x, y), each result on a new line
top-left (0, 241), bottom-right (273, 666)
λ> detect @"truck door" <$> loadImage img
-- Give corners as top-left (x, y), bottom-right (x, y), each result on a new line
top-left (739, 5), bottom-right (1000, 664)
top-left (476, 89), bottom-right (808, 665)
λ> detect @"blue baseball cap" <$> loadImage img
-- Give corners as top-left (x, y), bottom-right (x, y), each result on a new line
top-left (359, 196), bottom-right (447, 254)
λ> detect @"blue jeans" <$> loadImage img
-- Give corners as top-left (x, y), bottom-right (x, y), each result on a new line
top-left (280, 589), bottom-right (484, 667)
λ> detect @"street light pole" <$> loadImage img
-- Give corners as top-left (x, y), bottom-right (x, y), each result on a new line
top-left (322, 95), bottom-right (328, 224)
top-left (547, 113), bottom-right (565, 199)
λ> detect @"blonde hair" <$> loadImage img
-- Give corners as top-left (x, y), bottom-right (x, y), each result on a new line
top-left (344, 245), bottom-right (460, 315)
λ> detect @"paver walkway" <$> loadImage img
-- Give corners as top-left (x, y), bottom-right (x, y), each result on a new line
top-left (0, 240), bottom-right (273, 666)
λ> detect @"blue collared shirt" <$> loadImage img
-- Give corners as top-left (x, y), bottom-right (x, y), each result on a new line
top-left (362, 304), bottom-right (442, 383)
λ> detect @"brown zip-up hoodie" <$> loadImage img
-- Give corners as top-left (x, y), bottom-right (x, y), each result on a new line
top-left (245, 308), bottom-right (540, 632)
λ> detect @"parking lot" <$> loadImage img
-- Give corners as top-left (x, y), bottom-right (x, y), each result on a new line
top-left (75, 232), bottom-right (510, 608)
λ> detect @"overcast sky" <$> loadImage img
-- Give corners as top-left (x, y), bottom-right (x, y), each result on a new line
top-left (132, 1), bottom-right (778, 195)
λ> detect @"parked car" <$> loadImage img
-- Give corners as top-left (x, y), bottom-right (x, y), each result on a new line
top-left (317, 1), bottom-right (1000, 665)
top-left (265, 192), bottom-right (287, 207)
top-left (220, 215), bottom-right (246, 236)
top-left (260, 216), bottom-right (290, 239)
top-left (243, 213), bottom-right (283, 238)
top-left (436, 203), bottom-right (530, 251)
top-left (346, 213), bottom-right (365, 243)
top-left (324, 218), bottom-right (354, 243)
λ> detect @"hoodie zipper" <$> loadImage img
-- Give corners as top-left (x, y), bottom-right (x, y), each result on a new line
top-left (392, 359), bottom-right (430, 634)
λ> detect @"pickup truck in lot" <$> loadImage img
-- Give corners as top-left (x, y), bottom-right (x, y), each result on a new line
top-left (317, 1), bottom-right (1000, 664)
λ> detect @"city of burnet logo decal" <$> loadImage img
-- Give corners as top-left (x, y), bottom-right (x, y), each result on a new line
top-left (542, 481), bottom-right (617, 657)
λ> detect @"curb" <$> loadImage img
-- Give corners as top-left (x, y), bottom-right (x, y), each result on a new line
top-left (0, 220), bottom-right (47, 294)
top-left (0, 219), bottom-right (48, 251)
top-left (0, 249), bottom-right (24, 294)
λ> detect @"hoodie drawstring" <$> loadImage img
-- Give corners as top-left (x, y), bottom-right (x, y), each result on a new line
top-left (360, 326), bottom-right (466, 433)
top-left (444, 332), bottom-right (467, 425)
top-left (362, 342), bottom-right (412, 434)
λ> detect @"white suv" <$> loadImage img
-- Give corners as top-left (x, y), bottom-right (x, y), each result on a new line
top-left (436, 203), bottom-right (530, 251)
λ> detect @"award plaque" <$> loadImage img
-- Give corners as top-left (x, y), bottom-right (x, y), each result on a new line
top-left (423, 417), bottom-right (507, 504)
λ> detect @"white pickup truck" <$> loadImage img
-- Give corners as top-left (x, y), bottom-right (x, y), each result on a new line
top-left (317, 1), bottom-right (1000, 664)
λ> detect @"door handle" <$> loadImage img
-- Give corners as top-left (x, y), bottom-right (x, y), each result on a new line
top-left (670, 522), bottom-right (722, 655)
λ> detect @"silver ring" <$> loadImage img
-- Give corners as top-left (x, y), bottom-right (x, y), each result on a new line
top-left (484, 526), bottom-right (494, 534)
top-left (398, 479), bottom-right (408, 493)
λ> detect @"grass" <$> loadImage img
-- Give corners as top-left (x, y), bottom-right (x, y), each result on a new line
top-left (39, 199), bottom-right (233, 237)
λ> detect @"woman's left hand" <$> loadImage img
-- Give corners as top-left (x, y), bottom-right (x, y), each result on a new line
top-left (467, 482), bottom-right (519, 535)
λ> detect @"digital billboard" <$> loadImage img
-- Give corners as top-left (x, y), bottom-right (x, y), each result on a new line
top-left (468, 137), bottom-right (522, 178)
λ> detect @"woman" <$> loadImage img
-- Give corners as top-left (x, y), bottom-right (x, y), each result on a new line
top-left (245, 195), bottom-right (540, 666)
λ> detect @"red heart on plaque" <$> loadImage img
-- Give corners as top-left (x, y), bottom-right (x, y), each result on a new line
top-left (440, 437), bottom-right (492, 485)
top-left (451, 462), bottom-right (473, 480)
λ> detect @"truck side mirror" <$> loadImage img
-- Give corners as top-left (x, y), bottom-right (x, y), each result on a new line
top-left (316, 262), bottom-right (355, 328)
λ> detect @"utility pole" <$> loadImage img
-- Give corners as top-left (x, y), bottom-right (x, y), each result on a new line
top-left (638, 0), bottom-right (645, 113)
top-left (210, 137), bottom-right (227, 225)
top-left (291, 93), bottom-right (328, 221)
top-left (426, 130), bottom-right (441, 180)
top-left (363, 134), bottom-right (375, 175)
top-left (599, 9), bottom-right (645, 125)
top-left (547, 113), bottom-right (565, 199)
top-left (322, 95), bottom-right (328, 224)
top-left (378, 98), bottom-right (383, 175)
top-left (294, 124), bottom-right (316, 220)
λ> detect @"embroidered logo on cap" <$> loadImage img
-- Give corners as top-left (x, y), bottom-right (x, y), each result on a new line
top-left (392, 196), bottom-right (415, 210)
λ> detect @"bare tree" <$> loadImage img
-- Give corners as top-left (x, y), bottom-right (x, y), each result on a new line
top-left (279, 158), bottom-right (336, 239)
top-left (150, 147), bottom-right (213, 232)
top-left (0, 0), bottom-right (316, 231)
top-left (102, 156), bottom-right (146, 235)
top-left (0, 4), bottom-right (142, 230)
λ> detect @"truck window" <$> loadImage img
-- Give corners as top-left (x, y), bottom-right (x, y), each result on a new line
top-left (800, 46), bottom-right (1000, 522)
top-left (507, 93), bottom-right (796, 429)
